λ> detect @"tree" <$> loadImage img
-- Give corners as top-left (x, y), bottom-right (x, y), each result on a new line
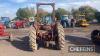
top-left (95, 12), bottom-right (100, 23)
top-left (35, 8), bottom-right (49, 22)
top-left (79, 6), bottom-right (97, 21)
top-left (16, 7), bottom-right (35, 20)
top-left (72, 6), bottom-right (98, 21)
top-left (55, 8), bottom-right (70, 20)
top-left (38, 8), bottom-right (48, 18)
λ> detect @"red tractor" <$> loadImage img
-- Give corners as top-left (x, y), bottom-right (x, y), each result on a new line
top-left (15, 20), bottom-right (25, 29)
top-left (0, 23), bottom-right (12, 41)
top-left (29, 3), bottom-right (65, 51)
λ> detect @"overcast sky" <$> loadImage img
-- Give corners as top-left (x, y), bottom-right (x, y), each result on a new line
top-left (0, 0), bottom-right (100, 19)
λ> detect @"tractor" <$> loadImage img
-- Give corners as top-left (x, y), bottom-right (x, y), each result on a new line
top-left (60, 15), bottom-right (70, 28)
top-left (0, 23), bottom-right (12, 41)
top-left (29, 3), bottom-right (65, 51)
top-left (0, 17), bottom-right (10, 28)
top-left (14, 20), bottom-right (25, 29)
top-left (76, 15), bottom-right (89, 27)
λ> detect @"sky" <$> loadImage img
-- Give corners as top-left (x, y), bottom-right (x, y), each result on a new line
top-left (0, 0), bottom-right (100, 19)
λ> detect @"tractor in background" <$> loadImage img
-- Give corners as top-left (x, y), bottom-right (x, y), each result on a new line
top-left (0, 17), bottom-right (10, 28)
top-left (14, 19), bottom-right (30, 29)
top-left (14, 20), bottom-right (25, 29)
top-left (29, 3), bottom-right (65, 51)
top-left (76, 15), bottom-right (89, 27)
top-left (60, 15), bottom-right (70, 28)
top-left (12, 17), bottom-right (34, 29)
top-left (0, 23), bottom-right (12, 41)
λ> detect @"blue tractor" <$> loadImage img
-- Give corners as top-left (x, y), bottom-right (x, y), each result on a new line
top-left (60, 15), bottom-right (70, 28)
top-left (0, 17), bottom-right (10, 28)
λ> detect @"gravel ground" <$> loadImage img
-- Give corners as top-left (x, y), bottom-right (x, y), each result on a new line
top-left (0, 24), bottom-right (100, 56)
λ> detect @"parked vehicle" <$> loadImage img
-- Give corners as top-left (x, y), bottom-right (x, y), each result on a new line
top-left (0, 23), bottom-right (12, 41)
top-left (29, 3), bottom-right (65, 51)
top-left (15, 20), bottom-right (25, 29)
top-left (0, 17), bottom-right (10, 28)
top-left (60, 15), bottom-right (70, 28)
top-left (76, 15), bottom-right (89, 27)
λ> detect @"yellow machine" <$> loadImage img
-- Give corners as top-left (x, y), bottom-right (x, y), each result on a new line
top-left (76, 15), bottom-right (89, 27)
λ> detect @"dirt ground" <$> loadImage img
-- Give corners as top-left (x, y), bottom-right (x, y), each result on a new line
top-left (0, 24), bottom-right (100, 56)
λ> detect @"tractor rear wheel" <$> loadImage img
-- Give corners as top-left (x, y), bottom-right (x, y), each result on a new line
top-left (29, 26), bottom-right (37, 51)
top-left (56, 22), bottom-right (65, 50)
top-left (91, 30), bottom-right (100, 44)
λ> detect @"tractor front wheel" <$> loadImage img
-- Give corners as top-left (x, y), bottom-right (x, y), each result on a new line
top-left (29, 26), bottom-right (37, 51)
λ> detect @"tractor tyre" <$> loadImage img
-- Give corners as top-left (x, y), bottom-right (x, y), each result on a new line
top-left (29, 26), bottom-right (37, 51)
top-left (91, 30), bottom-right (100, 44)
top-left (56, 22), bottom-right (65, 50)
